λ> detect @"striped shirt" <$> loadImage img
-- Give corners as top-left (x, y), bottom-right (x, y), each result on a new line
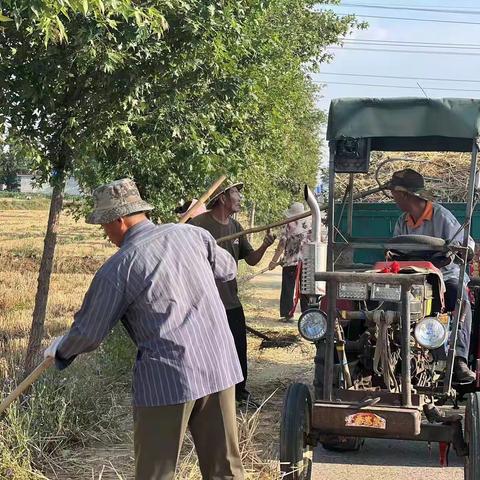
top-left (56, 220), bottom-right (243, 406)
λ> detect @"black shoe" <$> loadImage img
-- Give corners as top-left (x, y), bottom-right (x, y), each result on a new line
top-left (453, 357), bottom-right (475, 384)
top-left (236, 390), bottom-right (260, 410)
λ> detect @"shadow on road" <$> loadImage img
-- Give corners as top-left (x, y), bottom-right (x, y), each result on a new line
top-left (315, 438), bottom-right (463, 468)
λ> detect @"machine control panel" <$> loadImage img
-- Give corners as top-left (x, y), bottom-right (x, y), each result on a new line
top-left (333, 137), bottom-right (370, 173)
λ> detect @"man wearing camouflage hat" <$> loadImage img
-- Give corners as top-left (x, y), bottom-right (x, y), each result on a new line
top-left (44, 178), bottom-right (245, 479)
top-left (389, 168), bottom-right (476, 384)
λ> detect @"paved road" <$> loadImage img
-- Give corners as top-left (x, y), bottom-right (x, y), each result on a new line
top-left (312, 433), bottom-right (464, 479)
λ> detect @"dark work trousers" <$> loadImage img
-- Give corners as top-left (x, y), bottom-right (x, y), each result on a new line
top-left (280, 265), bottom-right (308, 318)
top-left (444, 280), bottom-right (472, 360)
top-left (226, 307), bottom-right (248, 398)
top-left (134, 386), bottom-right (245, 480)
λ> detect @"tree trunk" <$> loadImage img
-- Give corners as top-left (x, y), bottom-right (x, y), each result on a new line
top-left (23, 177), bottom-right (65, 376)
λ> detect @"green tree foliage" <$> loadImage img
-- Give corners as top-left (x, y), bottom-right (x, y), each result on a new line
top-left (1, 1), bottom-right (359, 218)
top-left (0, 0), bottom-right (360, 371)
top-left (0, 149), bottom-right (30, 189)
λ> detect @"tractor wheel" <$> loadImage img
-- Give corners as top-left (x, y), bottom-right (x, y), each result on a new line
top-left (465, 392), bottom-right (480, 480)
top-left (280, 383), bottom-right (313, 479)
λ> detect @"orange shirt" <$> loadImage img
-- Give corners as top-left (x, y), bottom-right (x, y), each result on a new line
top-left (405, 201), bottom-right (433, 228)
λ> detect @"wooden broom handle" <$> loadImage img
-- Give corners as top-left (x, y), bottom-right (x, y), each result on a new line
top-left (216, 183), bottom-right (387, 244)
top-left (179, 175), bottom-right (227, 224)
top-left (0, 357), bottom-right (54, 414)
top-left (216, 210), bottom-right (316, 244)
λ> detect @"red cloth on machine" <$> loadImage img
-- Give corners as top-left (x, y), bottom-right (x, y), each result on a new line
top-left (372, 261), bottom-right (446, 310)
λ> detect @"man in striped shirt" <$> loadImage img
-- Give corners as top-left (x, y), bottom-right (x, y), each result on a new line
top-left (44, 178), bottom-right (245, 479)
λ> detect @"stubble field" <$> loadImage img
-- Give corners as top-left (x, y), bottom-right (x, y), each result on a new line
top-left (0, 197), bottom-right (314, 479)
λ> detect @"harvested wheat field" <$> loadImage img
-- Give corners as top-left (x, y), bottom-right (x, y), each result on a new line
top-left (0, 199), bottom-right (315, 480)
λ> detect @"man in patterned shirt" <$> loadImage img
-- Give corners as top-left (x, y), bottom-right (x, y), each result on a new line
top-left (44, 178), bottom-right (245, 479)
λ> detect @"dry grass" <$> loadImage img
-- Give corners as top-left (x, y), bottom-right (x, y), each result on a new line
top-left (0, 205), bottom-right (314, 479)
top-left (337, 151), bottom-right (472, 203)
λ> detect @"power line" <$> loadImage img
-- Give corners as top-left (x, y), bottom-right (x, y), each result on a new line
top-left (316, 72), bottom-right (480, 84)
top-left (337, 3), bottom-right (480, 16)
top-left (313, 80), bottom-right (480, 92)
top-left (329, 46), bottom-right (480, 56)
top-left (344, 39), bottom-right (480, 48)
top-left (343, 39), bottom-right (480, 50)
top-left (337, 13), bottom-right (480, 25)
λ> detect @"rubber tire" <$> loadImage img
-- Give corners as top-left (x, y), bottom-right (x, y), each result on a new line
top-left (465, 392), bottom-right (480, 480)
top-left (280, 383), bottom-right (313, 480)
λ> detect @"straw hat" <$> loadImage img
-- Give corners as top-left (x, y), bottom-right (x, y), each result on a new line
top-left (284, 202), bottom-right (305, 218)
top-left (206, 181), bottom-right (244, 209)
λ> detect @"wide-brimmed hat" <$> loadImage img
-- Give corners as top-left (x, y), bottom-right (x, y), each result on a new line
top-left (284, 201), bottom-right (305, 218)
top-left (387, 168), bottom-right (434, 201)
top-left (86, 178), bottom-right (153, 225)
top-left (206, 181), bottom-right (243, 209)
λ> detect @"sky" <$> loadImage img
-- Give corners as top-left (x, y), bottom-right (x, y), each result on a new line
top-left (314, 0), bottom-right (480, 141)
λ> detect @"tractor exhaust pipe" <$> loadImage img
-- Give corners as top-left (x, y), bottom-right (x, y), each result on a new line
top-left (301, 186), bottom-right (326, 299)
top-left (305, 185), bottom-right (321, 244)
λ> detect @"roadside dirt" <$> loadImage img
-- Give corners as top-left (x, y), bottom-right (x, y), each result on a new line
top-left (51, 266), bottom-right (466, 480)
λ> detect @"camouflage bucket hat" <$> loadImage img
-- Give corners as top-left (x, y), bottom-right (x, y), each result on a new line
top-left (388, 168), bottom-right (434, 201)
top-left (86, 178), bottom-right (154, 225)
top-left (206, 181), bottom-right (244, 209)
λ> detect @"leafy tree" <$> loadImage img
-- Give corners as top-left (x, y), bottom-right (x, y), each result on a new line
top-left (0, 0), bottom-right (360, 374)
top-left (0, 1), bottom-right (169, 374)
top-left (73, 1), bottom-right (361, 223)
top-left (0, 149), bottom-right (30, 189)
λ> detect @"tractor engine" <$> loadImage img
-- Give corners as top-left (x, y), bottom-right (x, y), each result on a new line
top-left (339, 279), bottom-right (449, 392)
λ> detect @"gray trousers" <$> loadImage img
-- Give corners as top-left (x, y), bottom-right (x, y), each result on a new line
top-left (134, 386), bottom-right (245, 480)
top-left (444, 281), bottom-right (471, 359)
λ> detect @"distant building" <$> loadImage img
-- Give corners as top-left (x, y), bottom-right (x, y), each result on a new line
top-left (17, 174), bottom-right (82, 196)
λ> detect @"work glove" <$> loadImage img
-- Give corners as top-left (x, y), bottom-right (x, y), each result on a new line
top-left (43, 336), bottom-right (64, 360)
top-left (262, 229), bottom-right (276, 248)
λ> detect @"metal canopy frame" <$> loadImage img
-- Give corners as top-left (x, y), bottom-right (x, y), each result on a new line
top-left (327, 97), bottom-right (480, 152)
top-left (324, 135), bottom-right (479, 400)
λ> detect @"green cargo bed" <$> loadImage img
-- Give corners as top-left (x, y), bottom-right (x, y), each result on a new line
top-left (337, 202), bottom-right (480, 264)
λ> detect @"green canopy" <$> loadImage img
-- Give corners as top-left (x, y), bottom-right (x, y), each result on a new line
top-left (327, 98), bottom-right (480, 152)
